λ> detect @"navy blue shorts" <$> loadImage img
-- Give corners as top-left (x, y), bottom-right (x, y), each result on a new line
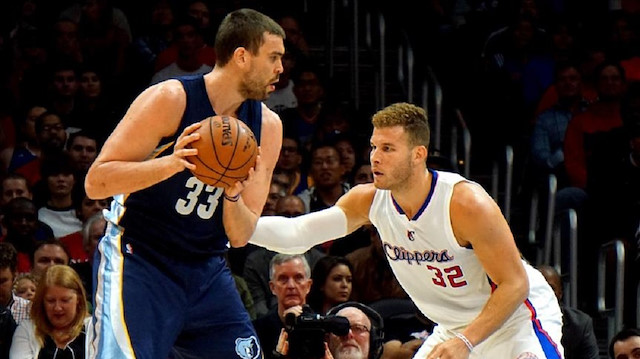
top-left (87, 223), bottom-right (261, 359)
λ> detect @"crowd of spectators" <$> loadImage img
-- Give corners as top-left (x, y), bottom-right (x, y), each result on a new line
top-left (0, 0), bottom-right (639, 358)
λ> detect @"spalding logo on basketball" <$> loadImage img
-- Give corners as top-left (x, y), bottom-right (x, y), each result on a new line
top-left (188, 115), bottom-right (258, 187)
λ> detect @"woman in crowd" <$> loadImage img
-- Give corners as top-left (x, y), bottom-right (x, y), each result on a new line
top-left (10, 265), bottom-right (89, 359)
top-left (307, 255), bottom-right (353, 315)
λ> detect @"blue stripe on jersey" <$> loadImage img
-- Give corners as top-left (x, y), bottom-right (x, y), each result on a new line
top-left (488, 277), bottom-right (561, 358)
top-left (91, 222), bottom-right (135, 359)
top-left (391, 169), bottom-right (439, 220)
top-left (524, 299), bottom-right (563, 358)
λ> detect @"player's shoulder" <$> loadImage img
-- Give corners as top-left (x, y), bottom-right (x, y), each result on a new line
top-left (141, 79), bottom-right (187, 105)
top-left (259, 103), bottom-right (283, 136)
top-left (340, 183), bottom-right (376, 206)
top-left (260, 103), bottom-right (282, 125)
top-left (336, 183), bottom-right (376, 224)
top-left (450, 179), bottom-right (497, 216)
top-left (350, 182), bottom-right (377, 195)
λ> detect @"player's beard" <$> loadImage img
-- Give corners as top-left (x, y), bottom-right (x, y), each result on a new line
top-left (240, 66), bottom-right (270, 100)
top-left (374, 155), bottom-right (413, 191)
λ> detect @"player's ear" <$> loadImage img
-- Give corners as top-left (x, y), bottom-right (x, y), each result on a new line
top-left (414, 145), bottom-right (428, 162)
top-left (233, 47), bottom-right (249, 67)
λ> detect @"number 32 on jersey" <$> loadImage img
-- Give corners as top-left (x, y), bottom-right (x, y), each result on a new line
top-left (426, 265), bottom-right (468, 288)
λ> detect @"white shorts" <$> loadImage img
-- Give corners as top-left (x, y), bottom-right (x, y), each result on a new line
top-left (413, 319), bottom-right (564, 359)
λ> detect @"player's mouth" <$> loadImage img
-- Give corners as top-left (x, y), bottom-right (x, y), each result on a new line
top-left (267, 79), bottom-right (278, 91)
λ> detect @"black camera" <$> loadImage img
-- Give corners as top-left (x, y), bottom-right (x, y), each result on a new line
top-left (284, 306), bottom-right (350, 359)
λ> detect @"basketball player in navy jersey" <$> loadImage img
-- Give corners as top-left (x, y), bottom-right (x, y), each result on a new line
top-left (250, 103), bottom-right (564, 358)
top-left (84, 9), bottom-right (284, 359)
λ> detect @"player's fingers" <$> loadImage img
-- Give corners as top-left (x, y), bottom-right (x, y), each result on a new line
top-left (250, 154), bottom-right (262, 174)
top-left (181, 159), bottom-right (196, 170)
top-left (178, 148), bottom-right (198, 157)
top-left (224, 180), bottom-right (244, 197)
top-left (243, 167), bottom-right (255, 183)
top-left (175, 132), bottom-right (200, 149)
top-left (182, 121), bottom-right (202, 134)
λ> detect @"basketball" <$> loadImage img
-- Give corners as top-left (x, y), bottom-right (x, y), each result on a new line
top-left (187, 115), bottom-right (258, 187)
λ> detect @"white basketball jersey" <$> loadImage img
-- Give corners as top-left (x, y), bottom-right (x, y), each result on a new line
top-left (369, 170), bottom-right (561, 333)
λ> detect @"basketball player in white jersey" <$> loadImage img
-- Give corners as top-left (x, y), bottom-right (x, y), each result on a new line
top-left (248, 102), bottom-right (564, 358)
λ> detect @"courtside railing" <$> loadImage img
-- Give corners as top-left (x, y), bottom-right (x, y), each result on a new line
top-left (598, 240), bottom-right (625, 345)
top-left (491, 145), bottom-right (513, 224)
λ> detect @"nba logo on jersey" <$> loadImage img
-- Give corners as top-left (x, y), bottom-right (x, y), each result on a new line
top-left (407, 230), bottom-right (416, 241)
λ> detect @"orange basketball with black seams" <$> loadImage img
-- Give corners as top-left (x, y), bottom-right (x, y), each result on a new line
top-left (187, 115), bottom-right (258, 187)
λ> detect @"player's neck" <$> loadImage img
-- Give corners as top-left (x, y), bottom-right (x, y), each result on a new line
top-left (390, 169), bottom-right (432, 218)
top-left (203, 70), bottom-right (244, 116)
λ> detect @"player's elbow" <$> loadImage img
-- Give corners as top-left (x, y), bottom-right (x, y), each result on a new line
top-left (84, 168), bottom-right (107, 199)
top-left (227, 230), bottom-right (251, 248)
top-left (514, 275), bottom-right (530, 302)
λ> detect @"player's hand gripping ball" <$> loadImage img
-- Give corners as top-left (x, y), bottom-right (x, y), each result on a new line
top-left (187, 115), bottom-right (258, 187)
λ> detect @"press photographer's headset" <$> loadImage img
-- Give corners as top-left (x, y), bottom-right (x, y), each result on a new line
top-left (326, 302), bottom-right (384, 359)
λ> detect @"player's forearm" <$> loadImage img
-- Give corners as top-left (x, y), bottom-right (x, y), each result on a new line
top-left (460, 279), bottom-right (529, 347)
top-left (223, 196), bottom-right (259, 247)
top-left (249, 207), bottom-right (349, 253)
top-left (85, 156), bottom-right (182, 199)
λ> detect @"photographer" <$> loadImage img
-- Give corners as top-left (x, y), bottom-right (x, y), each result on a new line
top-left (275, 301), bottom-right (384, 359)
top-left (253, 254), bottom-right (313, 359)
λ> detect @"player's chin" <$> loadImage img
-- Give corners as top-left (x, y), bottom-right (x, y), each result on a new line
top-left (257, 90), bottom-right (270, 101)
top-left (372, 178), bottom-right (387, 189)
top-left (264, 88), bottom-right (275, 98)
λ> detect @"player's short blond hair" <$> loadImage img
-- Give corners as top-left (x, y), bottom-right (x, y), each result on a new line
top-left (371, 102), bottom-right (430, 148)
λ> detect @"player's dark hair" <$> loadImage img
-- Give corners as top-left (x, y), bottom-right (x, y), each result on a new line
top-left (215, 8), bottom-right (284, 66)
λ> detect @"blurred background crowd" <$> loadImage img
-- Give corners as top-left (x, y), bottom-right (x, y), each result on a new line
top-left (0, 0), bottom-right (638, 358)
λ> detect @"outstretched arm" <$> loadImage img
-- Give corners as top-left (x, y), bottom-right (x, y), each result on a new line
top-left (250, 206), bottom-right (349, 253)
top-left (426, 182), bottom-right (529, 359)
top-left (249, 184), bottom-right (375, 253)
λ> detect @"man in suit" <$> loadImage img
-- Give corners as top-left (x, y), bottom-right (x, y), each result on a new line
top-left (538, 265), bottom-right (600, 359)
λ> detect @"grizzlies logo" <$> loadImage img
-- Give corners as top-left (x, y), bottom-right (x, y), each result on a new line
top-left (235, 336), bottom-right (260, 359)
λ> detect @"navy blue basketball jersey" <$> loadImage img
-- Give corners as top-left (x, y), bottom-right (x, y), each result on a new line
top-left (114, 75), bottom-right (263, 257)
